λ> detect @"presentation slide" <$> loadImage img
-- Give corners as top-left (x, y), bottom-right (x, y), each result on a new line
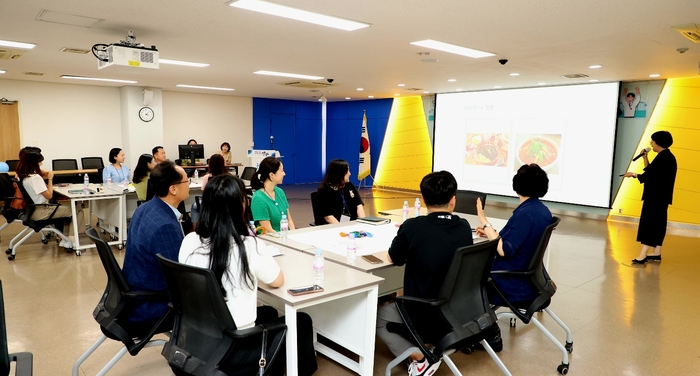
top-left (434, 83), bottom-right (619, 208)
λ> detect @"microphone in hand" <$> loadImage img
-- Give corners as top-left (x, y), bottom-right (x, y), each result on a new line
top-left (632, 147), bottom-right (651, 161)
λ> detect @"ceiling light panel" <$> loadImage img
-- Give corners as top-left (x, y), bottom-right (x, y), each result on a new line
top-left (159, 59), bottom-right (210, 67)
top-left (410, 39), bottom-right (494, 58)
top-left (229, 0), bottom-right (370, 31)
top-left (0, 39), bottom-right (36, 49)
top-left (176, 84), bottom-right (235, 91)
top-left (61, 75), bottom-right (137, 83)
top-left (0, 70), bottom-right (5, 74)
top-left (254, 70), bottom-right (323, 80)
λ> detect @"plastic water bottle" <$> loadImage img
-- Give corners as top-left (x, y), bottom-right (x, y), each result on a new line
top-left (313, 249), bottom-right (325, 287)
top-left (402, 200), bottom-right (409, 221)
top-left (83, 174), bottom-right (89, 195)
top-left (414, 198), bottom-right (421, 218)
top-left (123, 179), bottom-right (129, 190)
top-left (106, 175), bottom-right (112, 187)
top-left (194, 169), bottom-right (199, 183)
top-left (346, 240), bottom-right (357, 265)
top-left (249, 220), bottom-right (256, 236)
top-left (279, 214), bottom-right (289, 239)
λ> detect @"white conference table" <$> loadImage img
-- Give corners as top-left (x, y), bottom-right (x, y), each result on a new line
top-left (261, 208), bottom-right (509, 296)
top-left (53, 184), bottom-right (126, 255)
top-left (257, 244), bottom-right (384, 376)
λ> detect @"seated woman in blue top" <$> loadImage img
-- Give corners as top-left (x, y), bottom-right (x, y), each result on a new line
top-left (475, 163), bottom-right (553, 305)
top-left (103, 147), bottom-right (131, 184)
top-left (250, 157), bottom-right (296, 234)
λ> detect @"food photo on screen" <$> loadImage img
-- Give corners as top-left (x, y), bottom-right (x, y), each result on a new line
top-left (465, 133), bottom-right (509, 167)
top-left (514, 134), bottom-right (561, 173)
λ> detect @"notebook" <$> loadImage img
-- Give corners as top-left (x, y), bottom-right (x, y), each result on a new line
top-left (357, 216), bottom-right (391, 225)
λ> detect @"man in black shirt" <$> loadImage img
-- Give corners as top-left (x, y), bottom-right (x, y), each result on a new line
top-left (376, 171), bottom-right (474, 376)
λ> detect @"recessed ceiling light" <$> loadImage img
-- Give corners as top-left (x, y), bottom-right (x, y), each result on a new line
top-left (447, 79), bottom-right (456, 82)
top-left (357, 88), bottom-right (364, 91)
top-left (176, 84), bottom-right (235, 91)
top-left (228, 0), bottom-right (370, 31)
top-left (509, 73), bottom-right (520, 76)
top-left (410, 39), bottom-right (494, 58)
top-left (397, 83), bottom-right (405, 87)
top-left (537, 82), bottom-right (546, 86)
top-left (160, 59), bottom-right (210, 68)
top-left (589, 79), bottom-right (599, 82)
top-left (0, 70), bottom-right (5, 74)
top-left (494, 86), bottom-right (502, 89)
top-left (423, 91), bottom-right (430, 94)
top-left (254, 70), bottom-right (323, 80)
top-left (588, 65), bottom-right (602, 69)
top-left (345, 97), bottom-right (351, 100)
top-left (649, 74), bottom-right (661, 78)
top-left (61, 75), bottom-right (137, 84)
top-left (394, 93), bottom-right (400, 96)
top-left (0, 39), bottom-right (36, 49)
top-left (368, 95), bottom-right (374, 98)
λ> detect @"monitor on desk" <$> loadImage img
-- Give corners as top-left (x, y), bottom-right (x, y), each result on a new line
top-left (178, 144), bottom-right (205, 166)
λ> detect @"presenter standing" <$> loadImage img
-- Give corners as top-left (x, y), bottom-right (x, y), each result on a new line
top-left (622, 131), bottom-right (677, 265)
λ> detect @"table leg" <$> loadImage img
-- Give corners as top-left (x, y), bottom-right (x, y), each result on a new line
top-left (284, 304), bottom-right (299, 376)
top-left (359, 286), bottom-right (378, 375)
top-left (70, 198), bottom-right (81, 249)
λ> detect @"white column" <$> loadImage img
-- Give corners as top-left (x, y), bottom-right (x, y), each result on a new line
top-left (119, 87), bottom-right (164, 172)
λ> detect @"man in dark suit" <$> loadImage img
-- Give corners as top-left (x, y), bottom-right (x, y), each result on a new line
top-left (622, 130), bottom-right (677, 265)
top-left (122, 160), bottom-right (190, 324)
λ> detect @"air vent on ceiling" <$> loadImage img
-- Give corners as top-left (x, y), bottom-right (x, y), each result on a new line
top-left (561, 74), bottom-right (589, 79)
top-left (60, 47), bottom-right (90, 54)
top-left (672, 23), bottom-right (700, 43)
top-left (35, 9), bottom-right (104, 29)
top-left (23, 72), bottom-right (45, 76)
top-left (0, 49), bottom-right (26, 60)
top-left (278, 80), bottom-right (337, 89)
top-left (404, 87), bottom-right (423, 91)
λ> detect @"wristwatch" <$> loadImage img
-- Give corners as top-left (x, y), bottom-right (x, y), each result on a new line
top-left (483, 222), bottom-right (493, 230)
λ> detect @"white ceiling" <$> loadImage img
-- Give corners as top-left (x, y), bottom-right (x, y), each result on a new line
top-left (1, 0), bottom-right (699, 101)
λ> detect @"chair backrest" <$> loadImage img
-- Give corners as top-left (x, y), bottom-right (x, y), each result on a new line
top-left (526, 216), bottom-right (561, 300)
top-left (240, 167), bottom-right (256, 181)
top-left (310, 191), bottom-right (326, 225)
top-left (157, 255), bottom-right (238, 373)
top-left (0, 175), bottom-right (22, 221)
top-left (453, 190), bottom-right (487, 215)
top-left (434, 238), bottom-right (500, 354)
top-left (0, 280), bottom-right (10, 375)
top-left (5, 160), bottom-right (19, 172)
top-left (85, 228), bottom-right (133, 326)
top-left (14, 178), bottom-right (40, 228)
top-left (52, 159), bottom-right (79, 171)
top-left (81, 157), bottom-right (104, 169)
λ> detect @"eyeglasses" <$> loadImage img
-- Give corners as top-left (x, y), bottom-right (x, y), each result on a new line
top-left (171, 180), bottom-right (189, 186)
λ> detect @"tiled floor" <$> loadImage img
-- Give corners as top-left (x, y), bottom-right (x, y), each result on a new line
top-left (2, 185), bottom-right (700, 375)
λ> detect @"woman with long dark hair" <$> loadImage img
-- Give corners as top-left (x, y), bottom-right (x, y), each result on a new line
top-left (132, 154), bottom-right (156, 201)
top-left (15, 150), bottom-right (78, 248)
top-left (179, 175), bottom-right (317, 375)
top-left (250, 157), bottom-right (295, 233)
top-left (191, 154), bottom-right (227, 223)
top-left (316, 159), bottom-right (365, 225)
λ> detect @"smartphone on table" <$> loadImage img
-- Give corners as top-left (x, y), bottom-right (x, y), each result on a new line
top-left (361, 255), bottom-right (384, 264)
top-left (287, 285), bottom-right (324, 296)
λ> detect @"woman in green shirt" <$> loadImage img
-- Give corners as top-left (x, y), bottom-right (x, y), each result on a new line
top-left (250, 157), bottom-right (296, 233)
top-left (132, 154), bottom-right (156, 201)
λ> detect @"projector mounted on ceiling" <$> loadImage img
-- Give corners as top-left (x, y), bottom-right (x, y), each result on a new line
top-left (93, 31), bottom-right (159, 70)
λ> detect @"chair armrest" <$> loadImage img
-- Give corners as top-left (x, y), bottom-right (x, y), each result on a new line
top-left (224, 325), bottom-right (263, 339)
top-left (490, 269), bottom-right (534, 277)
top-left (395, 295), bottom-right (447, 307)
top-left (488, 278), bottom-right (531, 324)
top-left (10, 352), bottom-right (33, 376)
top-left (125, 289), bottom-right (170, 300)
top-left (394, 299), bottom-right (441, 365)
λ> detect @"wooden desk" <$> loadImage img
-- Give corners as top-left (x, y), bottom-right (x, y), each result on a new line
top-left (52, 184), bottom-right (126, 255)
top-left (257, 244), bottom-right (383, 376)
top-left (7, 168), bottom-right (98, 177)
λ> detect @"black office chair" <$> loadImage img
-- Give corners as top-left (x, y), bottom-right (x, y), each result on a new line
top-left (489, 216), bottom-right (573, 375)
top-left (6, 178), bottom-right (74, 260)
top-left (0, 174), bottom-right (22, 243)
top-left (0, 280), bottom-right (33, 376)
top-left (52, 159), bottom-right (78, 171)
top-left (240, 166), bottom-right (256, 181)
top-left (81, 157), bottom-right (104, 184)
top-left (72, 228), bottom-right (172, 376)
top-left (157, 255), bottom-right (287, 376)
top-left (453, 190), bottom-right (487, 215)
top-left (4, 161), bottom-right (19, 172)
top-left (385, 238), bottom-right (512, 376)
top-left (310, 191), bottom-right (325, 226)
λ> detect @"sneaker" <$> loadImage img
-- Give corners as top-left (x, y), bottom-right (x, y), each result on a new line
top-left (59, 239), bottom-right (73, 249)
top-left (408, 358), bottom-right (442, 376)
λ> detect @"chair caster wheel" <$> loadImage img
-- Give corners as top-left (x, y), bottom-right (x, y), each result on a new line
top-left (41, 238), bottom-right (49, 244)
top-left (7, 254), bottom-right (15, 261)
top-left (66, 247), bottom-right (73, 253)
top-left (510, 318), bottom-right (517, 327)
top-left (5, 249), bottom-right (11, 255)
top-left (557, 363), bottom-right (569, 375)
top-left (461, 346), bottom-right (474, 355)
top-left (75, 250), bottom-right (81, 256)
top-left (118, 244), bottom-right (123, 250)
top-left (565, 342), bottom-right (573, 354)
top-left (101, 229), bottom-right (106, 234)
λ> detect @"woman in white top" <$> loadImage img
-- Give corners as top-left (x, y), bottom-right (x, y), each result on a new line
top-left (102, 148), bottom-right (131, 184)
top-left (16, 150), bottom-right (79, 248)
top-left (179, 174), bottom-right (317, 376)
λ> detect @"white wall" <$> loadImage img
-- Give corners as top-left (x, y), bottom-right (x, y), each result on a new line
top-left (162, 91), bottom-right (252, 164)
top-left (0, 78), bottom-right (121, 166)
